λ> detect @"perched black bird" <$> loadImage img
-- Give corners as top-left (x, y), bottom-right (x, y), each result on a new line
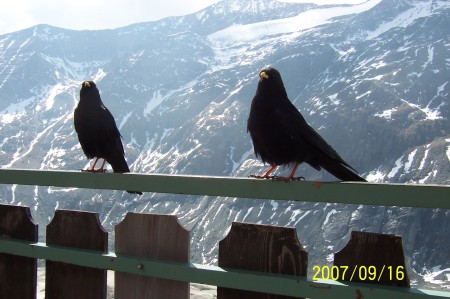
top-left (74, 81), bottom-right (142, 194)
top-left (247, 67), bottom-right (366, 182)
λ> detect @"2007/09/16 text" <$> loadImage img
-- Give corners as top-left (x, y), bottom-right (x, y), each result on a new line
top-left (312, 265), bottom-right (405, 282)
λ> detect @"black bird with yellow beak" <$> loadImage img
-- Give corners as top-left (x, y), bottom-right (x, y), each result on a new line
top-left (247, 67), bottom-right (366, 182)
top-left (74, 81), bottom-right (142, 194)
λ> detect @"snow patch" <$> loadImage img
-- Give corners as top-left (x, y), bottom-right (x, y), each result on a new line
top-left (242, 207), bottom-right (253, 221)
top-left (119, 112), bottom-right (132, 130)
top-left (144, 79), bottom-right (199, 117)
top-left (401, 99), bottom-right (443, 121)
top-left (355, 90), bottom-right (372, 100)
top-left (404, 149), bottom-right (417, 173)
top-left (208, 0), bottom-right (382, 44)
top-left (422, 45), bottom-right (434, 69)
top-left (328, 93), bottom-right (340, 105)
top-left (93, 68), bottom-right (107, 82)
top-left (0, 97), bottom-right (36, 123)
top-left (418, 144), bottom-right (430, 170)
top-left (365, 1), bottom-right (450, 40)
top-left (423, 266), bottom-right (450, 285)
top-left (388, 156), bottom-right (403, 178)
top-left (446, 139), bottom-right (450, 162)
top-left (324, 209), bottom-right (338, 226)
top-left (270, 200), bottom-right (278, 211)
top-left (144, 90), bottom-right (164, 115)
top-left (374, 108), bottom-right (396, 120)
top-left (230, 147), bottom-right (253, 176)
top-left (41, 84), bottom-right (71, 111)
top-left (366, 169), bottom-right (385, 182)
top-left (40, 54), bottom-right (107, 82)
top-left (371, 61), bottom-right (387, 69)
top-left (294, 211), bottom-right (311, 226)
top-left (3, 111), bottom-right (72, 168)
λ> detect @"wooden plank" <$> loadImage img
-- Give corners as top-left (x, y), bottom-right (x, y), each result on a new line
top-left (45, 209), bottom-right (108, 299)
top-left (0, 204), bottom-right (38, 299)
top-left (115, 212), bottom-right (190, 299)
top-left (334, 231), bottom-right (410, 287)
top-left (218, 222), bottom-right (308, 299)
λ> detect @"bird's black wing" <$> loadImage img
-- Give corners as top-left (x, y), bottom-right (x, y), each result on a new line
top-left (274, 99), bottom-right (358, 172)
top-left (74, 106), bottom-right (97, 159)
top-left (74, 104), bottom-right (127, 169)
top-left (100, 105), bottom-right (125, 154)
top-left (98, 105), bottom-right (134, 174)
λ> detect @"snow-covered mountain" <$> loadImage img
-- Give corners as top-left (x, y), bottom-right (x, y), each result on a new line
top-left (1, 0), bottom-right (449, 288)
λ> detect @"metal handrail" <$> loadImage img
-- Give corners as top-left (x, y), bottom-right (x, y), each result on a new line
top-left (0, 169), bottom-right (449, 209)
top-left (0, 168), bottom-right (449, 298)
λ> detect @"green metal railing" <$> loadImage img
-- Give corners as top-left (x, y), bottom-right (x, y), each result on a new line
top-left (1, 168), bottom-right (450, 298)
top-left (0, 169), bottom-right (449, 208)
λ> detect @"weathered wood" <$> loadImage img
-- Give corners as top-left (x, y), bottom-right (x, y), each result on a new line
top-left (115, 212), bottom-right (190, 299)
top-left (45, 209), bottom-right (108, 299)
top-left (0, 204), bottom-right (38, 299)
top-left (334, 231), bottom-right (410, 287)
top-left (218, 222), bottom-right (308, 299)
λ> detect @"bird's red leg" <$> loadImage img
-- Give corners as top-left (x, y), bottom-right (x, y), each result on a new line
top-left (262, 165), bottom-right (278, 178)
top-left (287, 162), bottom-right (301, 180)
top-left (250, 165), bottom-right (278, 179)
top-left (81, 158), bottom-right (99, 172)
top-left (90, 158), bottom-right (99, 171)
top-left (95, 159), bottom-right (107, 173)
top-left (275, 162), bottom-right (303, 182)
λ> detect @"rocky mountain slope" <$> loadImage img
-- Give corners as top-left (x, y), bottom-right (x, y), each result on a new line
top-left (0, 0), bottom-right (449, 288)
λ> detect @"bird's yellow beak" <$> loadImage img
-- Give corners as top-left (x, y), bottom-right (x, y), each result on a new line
top-left (260, 71), bottom-right (269, 79)
top-left (83, 81), bottom-right (91, 88)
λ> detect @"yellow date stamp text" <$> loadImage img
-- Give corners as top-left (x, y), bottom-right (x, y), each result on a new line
top-left (312, 265), bottom-right (405, 282)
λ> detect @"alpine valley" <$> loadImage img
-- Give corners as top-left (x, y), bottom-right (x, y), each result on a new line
top-left (0, 0), bottom-right (449, 289)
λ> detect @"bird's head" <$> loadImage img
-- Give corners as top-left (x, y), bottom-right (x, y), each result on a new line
top-left (80, 80), bottom-right (98, 95)
top-left (259, 67), bottom-right (282, 82)
top-left (81, 80), bottom-right (96, 90)
top-left (79, 80), bottom-right (102, 104)
top-left (257, 67), bottom-right (287, 96)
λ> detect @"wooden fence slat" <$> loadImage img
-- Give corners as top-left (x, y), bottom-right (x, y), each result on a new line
top-left (115, 212), bottom-right (190, 299)
top-left (0, 204), bottom-right (38, 299)
top-left (334, 231), bottom-right (410, 287)
top-left (45, 209), bottom-right (108, 299)
top-left (218, 222), bottom-right (308, 299)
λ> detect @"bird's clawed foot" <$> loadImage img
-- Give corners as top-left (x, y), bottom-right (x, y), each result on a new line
top-left (249, 174), bottom-right (305, 182)
top-left (80, 168), bottom-right (107, 173)
top-left (271, 175), bottom-right (305, 182)
top-left (249, 174), bottom-right (273, 179)
top-left (80, 158), bottom-right (107, 173)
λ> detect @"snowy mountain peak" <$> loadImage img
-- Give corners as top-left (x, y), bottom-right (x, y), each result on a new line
top-left (192, 0), bottom-right (315, 31)
top-left (211, 0), bottom-right (285, 14)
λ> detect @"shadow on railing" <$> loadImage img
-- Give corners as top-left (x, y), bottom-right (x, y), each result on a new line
top-left (0, 169), bottom-right (449, 299)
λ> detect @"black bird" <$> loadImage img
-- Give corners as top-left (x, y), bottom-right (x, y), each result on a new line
top-left (247, 67), bottom-right (366, 182)
top-left (74, 81), bottom-right (142, 194)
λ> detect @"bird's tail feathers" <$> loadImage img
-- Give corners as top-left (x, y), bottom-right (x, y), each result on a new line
top-left (322, 160), bottom-right (366, 182)
top-left (108, 155), bottom-right (130, 173)
top-left (126, 190), bottom-right (143, 195)
top-left (108, 156), bottom-right (143, 195)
